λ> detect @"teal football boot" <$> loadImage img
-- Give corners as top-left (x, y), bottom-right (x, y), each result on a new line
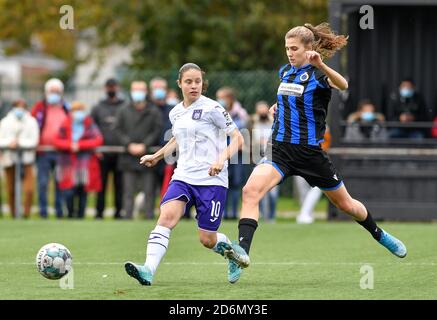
top-left (378, 229), bottom-right (407, 258)
top-left (124, 261), bottom-right (153, 285)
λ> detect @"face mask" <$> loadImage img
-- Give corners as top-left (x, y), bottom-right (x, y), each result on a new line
top-left (13, 108), bottom-right (25, 119)
top-left (131, 90), bottom-right (146, 103)
top-left (166, 98), bottom-right (179, 107)
top-left (259, 114), bottom-right (269, 121)
top-left (217, 99), bottom-right (227, 108)
top-left (46, 93), bottom-right (62, 105)
top-left (152, 88), bottom-right (167, 100)
top-left (107, 90), bottom-right (117, 99)
top-left (361, 111), bottom-right (375, 122)
top-left (400, 88), bottom-right (414, 98)
top-left (72, 110), bottom-right (86, 122)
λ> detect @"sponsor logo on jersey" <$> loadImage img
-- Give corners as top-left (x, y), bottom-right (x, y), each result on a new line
top-left (192, 109), bottom-right (203, 120)
top-left (277, 83), bottom-right (305, 97)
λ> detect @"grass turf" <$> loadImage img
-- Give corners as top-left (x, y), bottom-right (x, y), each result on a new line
top-left (0, 219), bottom-right (435, 300)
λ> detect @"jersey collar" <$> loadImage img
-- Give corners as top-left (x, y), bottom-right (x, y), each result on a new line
top-left (291, 63), bottom-right (312, 73)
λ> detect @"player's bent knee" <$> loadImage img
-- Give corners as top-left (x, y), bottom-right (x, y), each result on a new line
top-left (199, 236), bottom-right (215, 249)
top-left (242, 184), bottom-right (262, 203)
top-left (157, 212), bottom-right (178, 229)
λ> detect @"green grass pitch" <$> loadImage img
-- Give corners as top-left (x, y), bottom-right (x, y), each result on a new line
top-left (0, 219), bottom-right (436, 300)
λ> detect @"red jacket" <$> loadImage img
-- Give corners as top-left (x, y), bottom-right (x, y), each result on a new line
top-left (31, 99), bottom-right (69, 134)
top-left (53, 116), bottom-right (103, 191)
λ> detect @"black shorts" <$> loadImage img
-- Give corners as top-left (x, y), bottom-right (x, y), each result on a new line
top-left (262, 141), bottom-right (343, 191)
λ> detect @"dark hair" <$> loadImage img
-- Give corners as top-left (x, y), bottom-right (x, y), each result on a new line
top-left (285, 22), bottom-right (348, 60)
top-left (357, 99), bottom-right (375, 111)
top-left (177, 63), bottom-right (209, 94)
top-left (105, 78), bottom-right (118, 86)
top-left (401, 78), bottom-right (415, 85)
top-left (12, 98), bottom-right (27, 109)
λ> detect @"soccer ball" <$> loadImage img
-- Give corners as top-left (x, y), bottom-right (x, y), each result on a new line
top-left (36, 243), bottom-right (72, 280)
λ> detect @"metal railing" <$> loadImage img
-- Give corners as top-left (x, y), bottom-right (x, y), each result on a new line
top-left (0, 145), bottom-right (161, 219)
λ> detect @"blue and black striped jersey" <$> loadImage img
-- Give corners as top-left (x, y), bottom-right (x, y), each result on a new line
top-left (272, 63), bottom-right (332, 146)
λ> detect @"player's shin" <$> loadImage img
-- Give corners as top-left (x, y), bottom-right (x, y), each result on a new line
top-left (145, 225), bottom-right (171, 274)
top-left (356, 210), bottom-right (382, 241)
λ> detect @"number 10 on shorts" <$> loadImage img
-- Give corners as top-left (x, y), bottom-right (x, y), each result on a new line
top-left (210, 201), bottom-right (221, 223)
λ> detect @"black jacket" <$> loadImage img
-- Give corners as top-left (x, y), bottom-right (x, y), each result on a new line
top-left (91, 97), bottom-right (126, 146)
top-left (115, 102), bottom-right (163, 171)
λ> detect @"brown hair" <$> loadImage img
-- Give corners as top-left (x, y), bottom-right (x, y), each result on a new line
top-left (285, 22), bottom-right (348, 60)
top-left (177, 63), bottom-right (209, 94)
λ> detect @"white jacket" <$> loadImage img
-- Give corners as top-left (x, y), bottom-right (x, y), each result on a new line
top-left (0, 110), bottom-right (40, 167)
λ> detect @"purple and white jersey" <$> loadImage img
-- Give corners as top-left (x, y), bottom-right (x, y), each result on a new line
top-left (169, 95), bottom-right (237, 188)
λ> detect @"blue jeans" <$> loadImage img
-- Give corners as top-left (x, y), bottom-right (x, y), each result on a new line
top-left (224, 161), bottom-right (245, 219)
top-left (36, 152), bottom-right (63, 218)
top-left (260, 186), bottom-right (279, 221)
top-left (63, 185), bottom-right (87, 219)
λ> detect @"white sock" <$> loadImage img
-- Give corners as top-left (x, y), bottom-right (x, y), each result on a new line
top-left (145, 225), bottom-right (171, 275)
top-left (212, 232), bottom-right (231, 254)
top-left (300, 187), bottom-right (322, 218)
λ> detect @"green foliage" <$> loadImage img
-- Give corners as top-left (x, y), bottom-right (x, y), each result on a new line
top-left (133, 0), bottom-right (328, 71)
top-left (0, 0), bottom-right (327, 73)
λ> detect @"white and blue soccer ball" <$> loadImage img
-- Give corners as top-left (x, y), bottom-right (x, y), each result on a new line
top-left (36, 243), bottom-right (72, 280)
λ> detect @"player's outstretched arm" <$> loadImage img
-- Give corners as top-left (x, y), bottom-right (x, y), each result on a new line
top-left (209, 129), bottom-right (244, 176)
top-left (140, 137), bottom-right (178, 167)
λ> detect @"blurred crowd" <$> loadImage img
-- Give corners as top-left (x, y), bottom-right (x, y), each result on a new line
top-left (344, 78), bottom-right (436, 142)
top-left (0, 76), bottom-right (436, 221)
top-left (0, 77), bottom-right (278, 221)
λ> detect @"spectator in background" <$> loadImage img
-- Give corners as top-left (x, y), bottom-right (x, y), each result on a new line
top-left (149, 77), bottom-right (174, 202)
top-left (250, 101), bottom-right (278, 222)
top-left (387, 79), bottom-right (428, 139)
top-left (344, 99), bottom-right (388, 142)
top-left (0, 98), bottom-right (12, 120)
top-left (216, 86), bottom-right (249, 220)
top-left (91, 78), bottom-right (125, 219)
top-left (115, 81), bottom-right (163, 219)
top-left (294, 128), bottom-right (331, 224)
top-left (166, 89), bottom-right (180, 108)
top-left (160, 86), bottom-right (183, 216)
top-left (54, 101), bottom-right (103, 219)
top-left (31, 78), bottom-right (69, 218)
top-left (0, 99), bottom-right (39, 218)
top-left (432, 115), bottom-right (437, 138)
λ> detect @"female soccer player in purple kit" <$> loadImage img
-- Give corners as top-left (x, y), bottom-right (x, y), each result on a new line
top-left (124, 63), bottom-right (246, 285)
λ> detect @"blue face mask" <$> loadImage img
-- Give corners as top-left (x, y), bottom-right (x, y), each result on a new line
top-left (13, 108), bottom-right (25, 119)
top-left (166, 98), bottom-right (179, 107)
top-left (400, 88), bottom-right (414, 98)
top-left (46, 93), bottom-right (62, 105)
top-left (131, 90), bottom-right (146, 103)
top-left (152, 88), bottom-right (167, 100)
top-left (217, 99), bottom-right (227, 108)
top-left (72, 110), bottom-right (86, 122)
top-left (361, 111), bottom-right (376, 122)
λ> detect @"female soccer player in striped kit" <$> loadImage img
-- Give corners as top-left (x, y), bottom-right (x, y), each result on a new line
top-left (124, 63), bottom-right (246, 285)
top-left (219, 22), bottom-right (407, 282)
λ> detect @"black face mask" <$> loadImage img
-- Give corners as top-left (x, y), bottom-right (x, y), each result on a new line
top-left (259, 114), bottom-right (269, 121)
top-left (107, 91), bottom-right (117, 99)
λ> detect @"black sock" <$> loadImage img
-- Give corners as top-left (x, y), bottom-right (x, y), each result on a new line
top-left (356, 211), bottom-right (382, 241)
top-left (238, 218), bottom-right (258, 254)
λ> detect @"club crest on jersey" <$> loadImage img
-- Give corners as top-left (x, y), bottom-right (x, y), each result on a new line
top-left (300, 72), bottom-right (309, 82)
top-left (192, 109), bottom-right (203, 120)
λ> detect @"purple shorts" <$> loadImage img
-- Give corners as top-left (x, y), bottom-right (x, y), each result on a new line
top-left (161, 180), bottom-right (228, 232)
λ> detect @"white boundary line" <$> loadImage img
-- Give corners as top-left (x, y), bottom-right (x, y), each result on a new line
top-left (2, 262), bottom-right (437, 266)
